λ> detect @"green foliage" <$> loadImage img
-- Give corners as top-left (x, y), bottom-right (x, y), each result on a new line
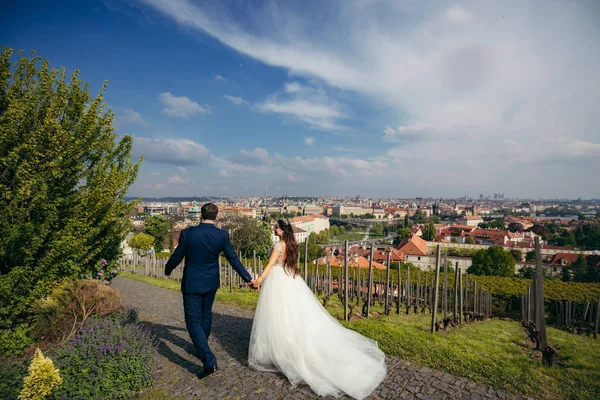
top-left (144, 215), bottom-right (168, 252)
top-left (0, 324), bottom-right (34, 358)
top-left (393, 227), bottom-right (411, 245)
top-left (371, 223), bottom-right (383, 236)
top-left (0, 358), bottom-right (28, 399)
top-left (479, 220), bottom-right (506, 229)
top-left (468, 246), bottom-right (515, 277)
top-left (465, 236), bottom-right (476, 244)
top-left (301, 233), bottom-right (326, 262)
top-left (50, 310), bottom-right (155, 399)
top-left (525, 250), bottom-right (536, 262)
top-left (0, 48), bottom-right (141, 329)
top-left (422, 223), bottom-right (436, 241)
top-left (128, 233), bottom-right (154, 255)
top-left (231, 218), bottom-right (273, 258)
top-left (472, 275), bottom-right (600, 303)
top-left (19, 348), bottom-right (63, 400)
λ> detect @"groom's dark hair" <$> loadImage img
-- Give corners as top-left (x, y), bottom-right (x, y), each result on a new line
top-left (201, 203), bottom-right (219, 220)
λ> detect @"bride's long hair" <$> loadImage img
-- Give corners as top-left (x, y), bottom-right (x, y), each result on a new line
top-left (277, 219), bottom-right (300, 277)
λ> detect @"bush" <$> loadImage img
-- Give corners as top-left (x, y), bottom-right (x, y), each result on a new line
top-left (33, 280), bottom-right (123, 343)
top-left (0, 358), bottom-right (28, 399)
top-left (0, 47), bottom-right (141, 330)
top-left (0, 324), bottom-right (35, 358)
top-left (50, 310), bottom-right (155, 399)
top-left (19, 348), bottom-right (63, 400)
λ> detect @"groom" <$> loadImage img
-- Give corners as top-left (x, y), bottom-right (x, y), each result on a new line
top-left (165, 202), bottom-right (255, 379)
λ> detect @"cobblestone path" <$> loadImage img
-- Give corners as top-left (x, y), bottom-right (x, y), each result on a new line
top-left (112, 277), bottom-right (527, 400)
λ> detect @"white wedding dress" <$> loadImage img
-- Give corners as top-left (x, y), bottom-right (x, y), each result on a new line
top-left (248, 242), bottom-right (386, 399)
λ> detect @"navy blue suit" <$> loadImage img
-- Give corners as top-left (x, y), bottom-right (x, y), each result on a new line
top-left (165, 223), bottom-right (252, 368)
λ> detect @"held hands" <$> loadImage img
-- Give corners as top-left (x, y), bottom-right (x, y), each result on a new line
top-left (248, 277), bottom-right (263, 290)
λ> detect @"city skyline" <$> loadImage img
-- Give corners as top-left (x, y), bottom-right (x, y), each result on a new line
top-left (3, 0), bottom-right (600, 198)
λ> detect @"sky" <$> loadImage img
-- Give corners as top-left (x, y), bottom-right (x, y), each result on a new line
top-left (2, 0), bottom-right (600, 199)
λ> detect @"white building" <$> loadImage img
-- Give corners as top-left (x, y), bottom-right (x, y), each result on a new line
top-left (457, 216), bottom-right (484, 226)
top-left (303, 204), bottom-right (323, 215)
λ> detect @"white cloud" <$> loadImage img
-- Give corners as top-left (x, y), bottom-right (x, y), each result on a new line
top-left (132, 136), bottom-right (212, 166)
top-left (152, 183), bottom-right (165, 190)
top-left (213, 74), bottom-right (227, 82)
top-left (177, 166), bottom-right (187, 172)
top-left (168, 174), bottom-right (190, 183)
top-left (159, 92), bottom-right (209, 117)
top-left (116, 108), bottom-right (147, 125)
top-left (224, 95), bottom-right (248, 105)
top-left (137, 0), bottom-right (600, 197)
top-left (220, 170), bottom-right (231, 177)
top-left (256, 82), bottom-right (348, 132)
top-left (304, 136), bottom-right (314, 146)
top-left (445, 4), bottom-right (473, 23)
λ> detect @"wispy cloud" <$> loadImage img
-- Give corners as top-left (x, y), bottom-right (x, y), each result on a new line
top-left (131, 136), bottom-right (212, 166)
top-left (304, 136), bottom-right (314, 146)
top-left (256, 82), bottom-right (349, 132)
top-left (213, 74), bottom-right (228, 82)
top-left (116, 108), bottom-right (147, 126)
top-left (224, 95), bottom-right (248, 105)
top-left (159, 92), bottom-right (209, 117)
top-left (168, 174), bottom-right (190, 183)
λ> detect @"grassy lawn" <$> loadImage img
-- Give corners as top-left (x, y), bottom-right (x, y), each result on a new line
top-left (120, 272), bottom-right (600, 400)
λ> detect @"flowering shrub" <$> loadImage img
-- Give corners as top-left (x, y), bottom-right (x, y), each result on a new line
top-left (50, 309), bottom-right (155, 399)
top-left (86, 259), bottom-right (119, 284)
top-left (33, 279), bottom-right (123, 342)
top-left (19, 348), bottom-right (63, 400)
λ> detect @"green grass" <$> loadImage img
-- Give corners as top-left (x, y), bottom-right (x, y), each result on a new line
top-left (119, 272), bottom-right (600, 400)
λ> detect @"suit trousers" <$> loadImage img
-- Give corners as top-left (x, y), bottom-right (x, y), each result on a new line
top-left (183, 289), bottom-right (218, 368)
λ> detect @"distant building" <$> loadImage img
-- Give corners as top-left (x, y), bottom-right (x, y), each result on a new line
top-left (303, 204), bottom-right (323, 215)
top-left (457, 216), bottom-right (484, 226)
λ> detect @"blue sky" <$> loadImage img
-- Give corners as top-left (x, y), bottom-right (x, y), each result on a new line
top-left (3, 0), bottom-right (600, 199)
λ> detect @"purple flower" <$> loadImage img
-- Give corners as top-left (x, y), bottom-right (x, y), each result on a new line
top-left (103, 280), bottom-right (110, 285)
top-left (97, 270), bottom-right (104, 277)
top-left (100, 258), bottom-right (108, 267)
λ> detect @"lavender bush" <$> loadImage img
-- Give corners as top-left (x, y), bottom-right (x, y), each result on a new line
top-left (49, 309), bottom-right (156, 399)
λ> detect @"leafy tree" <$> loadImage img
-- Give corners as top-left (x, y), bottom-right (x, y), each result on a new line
top-left (430, 216), bottom-right (441, 224)
top-left (549, 230), bottom-right (577, 247)
top-left (144, 215), bottom-right (168, 252)
top-left (231, 218), bottom-right (273, 258)
top-left (451, 237), bottom-right (458, 243)
top-left (0, 48), bottom-right (141, 328)
top-left (572, 254), bottom-right (589, 282)
top-left (525, 250), bottom-right (536, 262)
top-left (371, 223), bottom-right (383, 237)
top-left (128, 233), bottom-right (154, 256)
top-left (467, 246), bottom-right (515, 277)
top-left (574, 224), bottom-right (600, 250)
top-left (510, 249), bottom-right (523, 262)
top-left (519, 266), bottom-right (536, 279)
top-left (422, 223), bottom-right (436, 241)
top-left (413, 210), bottom-right (425, 224)
top-left (508, 222), bottom-right (524, 232)
top-left (465, 236), bottom-right (476, 244)
top-left (404, 214), bottom-right (409, 228)
top-left (562, 266), bottom-right (572, 282)
top-left (300, 233), bottom-right (325, 263)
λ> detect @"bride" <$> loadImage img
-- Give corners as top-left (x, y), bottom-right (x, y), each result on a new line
top-left (248, 219), bottom-right (386, 399)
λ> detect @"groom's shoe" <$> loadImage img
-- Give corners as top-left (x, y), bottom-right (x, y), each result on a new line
top-left (197, 365), bottom-right (218, 379)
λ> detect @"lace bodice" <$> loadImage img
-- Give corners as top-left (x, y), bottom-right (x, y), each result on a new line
top-left (273, 241), bottom-right (285, 265)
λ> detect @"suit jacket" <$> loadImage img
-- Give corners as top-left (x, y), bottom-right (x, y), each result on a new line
top-left (165, 223), bottom-right (252, 294)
